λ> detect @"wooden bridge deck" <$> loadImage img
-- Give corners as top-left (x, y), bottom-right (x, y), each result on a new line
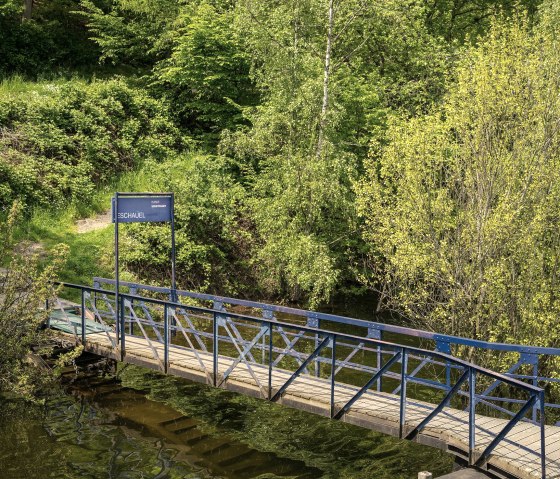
top-left (55, 329), bottom-right (560, 479)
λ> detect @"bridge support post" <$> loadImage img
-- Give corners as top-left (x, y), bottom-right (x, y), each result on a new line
top-left (330, 335), bottom-right (336, 418)
top-left (468, 369), bottom-right (476, 465)
top-left (213, 311), bottom-right (218, 387)
top-left (540, 390), bottom-right (546, 479)
top-left (120, 296), bottom-right (125, 361)
top-left (268, 322), bottom-right (273, 400)
top-left (81, 288), bottom-right (86, 345)
top-left (399, 348), bottom-right (408, 438)
top-left (164, 304), bottom-right (169, 374)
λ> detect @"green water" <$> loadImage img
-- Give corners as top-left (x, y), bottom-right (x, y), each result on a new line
top-left (0, 365), bottom-right (453, 479)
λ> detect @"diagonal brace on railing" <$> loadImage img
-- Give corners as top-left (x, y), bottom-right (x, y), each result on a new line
top-left (271, 336), bottom-right (332, 402)
top-left (271, 328), bottom-right (311, 374)
top-left (125, 300), bottom-right (165, 371)
top-left (177, 308), bottom-right (208, 352)
top-left (405, 368), bottom-right (469, 440)
top-left (465, 360), bottom-right (526, 417)
top-left (221, 321), bottom-right (267, 396)
top-left (334, 352), bottom-right (402, 420)
top-left (137, 301), bottom-right (163, 343)
top-left (335, 342), bottom-right (365, 376)
top-left (222, 317), bottom-right (259, 365)
top-left (170, 309), bottom-right (213, 383)
top-left (475, 394), bottom-right (537, 469)
top-left (393, 356), bottom-right (433, 395)
top-left (85, 291), bottom-right (116, 348)
top-left (219, 325), bottom-right (269, 387)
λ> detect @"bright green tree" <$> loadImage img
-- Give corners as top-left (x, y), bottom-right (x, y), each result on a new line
top-left (218, 0), bottom-right (449, 305)
top-left (358, 12), bottom-right (560, 364)
top-left (152, 0), bottom-right (257, 136)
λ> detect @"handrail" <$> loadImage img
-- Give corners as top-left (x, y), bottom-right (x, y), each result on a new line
top-left (93, 277), bottom-right (560, 355)
top-left (54, 281), bottom-right (543, 394)
top-left (118, 292), bottom-right (542, 394)
top-left (90, 277), bottom-right (560, 424)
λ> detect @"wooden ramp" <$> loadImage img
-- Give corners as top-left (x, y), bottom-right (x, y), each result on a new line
top-left (55, 330), bottom-right (560, 479)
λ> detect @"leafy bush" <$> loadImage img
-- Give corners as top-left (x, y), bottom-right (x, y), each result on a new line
top-left (120, 155), bottom-right (253, 295)
top-left (358, 17), bottom-right (560, 357)
top-left (0, 79), bottom-right (183, 212)
top-left (0, 202), bottom-right (68, 398)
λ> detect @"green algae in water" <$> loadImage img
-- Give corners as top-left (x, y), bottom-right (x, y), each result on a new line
top-left (0, 365), bottom-right (453, 479)
top-left (119, 365), bottom-right (454, 479)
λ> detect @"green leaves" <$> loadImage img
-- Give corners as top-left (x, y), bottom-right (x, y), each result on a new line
top-left (0, 79), bottom-right (182, 212)
top-left (79, 0), bottom-right (178, 66)
top-left (121, 155), bottom-right (252, 294)
top-left (357, 12), bottom-right (560, 359)
top-left (0, 201), bottom-right (69, 399)
top-left (152, 1), bottom-right (256, 135)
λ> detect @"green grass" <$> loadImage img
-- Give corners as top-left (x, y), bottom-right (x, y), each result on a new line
top-left (13, 163), bottom-right (167, 287)
top-left (0, 75), bottom-right (87, 98)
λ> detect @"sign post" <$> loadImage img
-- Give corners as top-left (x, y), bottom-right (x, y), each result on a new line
top-left (112, 192), bottom-right (176, 350)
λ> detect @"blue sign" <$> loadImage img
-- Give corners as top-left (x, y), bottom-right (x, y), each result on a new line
top-left (112, 196), bottom-right (172, 223)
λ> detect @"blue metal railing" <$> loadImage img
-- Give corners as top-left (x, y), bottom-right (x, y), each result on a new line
top-left (93, 277), bottom-right (560, 421)
top-left (48, 282), bottom-right (548, 478)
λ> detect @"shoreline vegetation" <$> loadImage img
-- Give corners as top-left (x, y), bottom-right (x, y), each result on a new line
top-left (1, 0), bottom-right (559, 399)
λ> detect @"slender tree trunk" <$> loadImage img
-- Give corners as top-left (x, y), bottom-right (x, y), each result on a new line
top-left (316, 0), bottom-right (334, 158)
top-left (23, 0), bottom-right (33, 19)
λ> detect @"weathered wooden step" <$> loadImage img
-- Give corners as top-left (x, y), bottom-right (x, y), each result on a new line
top-left (215, 448), bottom-right (255, 467)
top-left (194, 438), bottom-right (232, 456)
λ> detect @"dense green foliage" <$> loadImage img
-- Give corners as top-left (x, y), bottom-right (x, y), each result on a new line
top-left (357, 14), bottom-right (560, 362)
top-left (122, 155), bottom-right (252, 294)
top-left (2, 0), bottom-right (558, 358)
top-left (0, 0), bottom-right (98, 76)
top-left (0, 79), bottom-right (181, 211)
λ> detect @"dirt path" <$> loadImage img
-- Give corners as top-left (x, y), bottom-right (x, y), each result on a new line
top-left (75, 211), bottom-right (112, 234)
top-left (14, 240), bottom-right (46, 258)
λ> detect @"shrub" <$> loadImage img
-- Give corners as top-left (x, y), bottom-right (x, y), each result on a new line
top-left (0, 79), bottom-right (183, 212)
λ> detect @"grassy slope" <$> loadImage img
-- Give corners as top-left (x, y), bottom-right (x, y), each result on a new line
top-left (12, 164), bottom-right (164, 287)
top-left (0, 74), bottom-right (169, 285)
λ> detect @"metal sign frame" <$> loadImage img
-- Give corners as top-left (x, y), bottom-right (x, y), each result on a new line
top-left (113, 192), bottom-right (176, 343)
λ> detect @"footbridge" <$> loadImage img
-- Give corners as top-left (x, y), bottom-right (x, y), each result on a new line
top-left (44, 278), bottom-right (560, 479)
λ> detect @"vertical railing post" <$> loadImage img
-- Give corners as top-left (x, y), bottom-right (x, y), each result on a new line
top-left (163, 304), bottom-right (169, 374)
top-left (307, 316), bottom-right (320, 377)
top-left (469, 368), bottom-right (476, 465)
top-left (268, 322), bottom-right (273, 400)
top-left (399, 347), bottom-right (408, 438)
top-left (316, 319), bottom-right (321, 377)
top-left (540, 390), bottom-right (546, 479)
top-left (330, 335), bottom-right (336, 418)
top-left (262, 309), bottom-right (273, 365)
top-left (120, 295), bottom-right (125, 361)
top-left (129, 287), bottom-right (136, 336)
top-left (213, 311), bottom-right (218, 387)
top-left (80, 288), bottom-right (86, 345)
top-left (368, 325), bottom-right (382, 392)
top-left (533, 356), bottom-right (539, 422)
top-left (377, 332), bottom-right (382, 392)
top-left (115, 292), bottom-right (120, 344)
